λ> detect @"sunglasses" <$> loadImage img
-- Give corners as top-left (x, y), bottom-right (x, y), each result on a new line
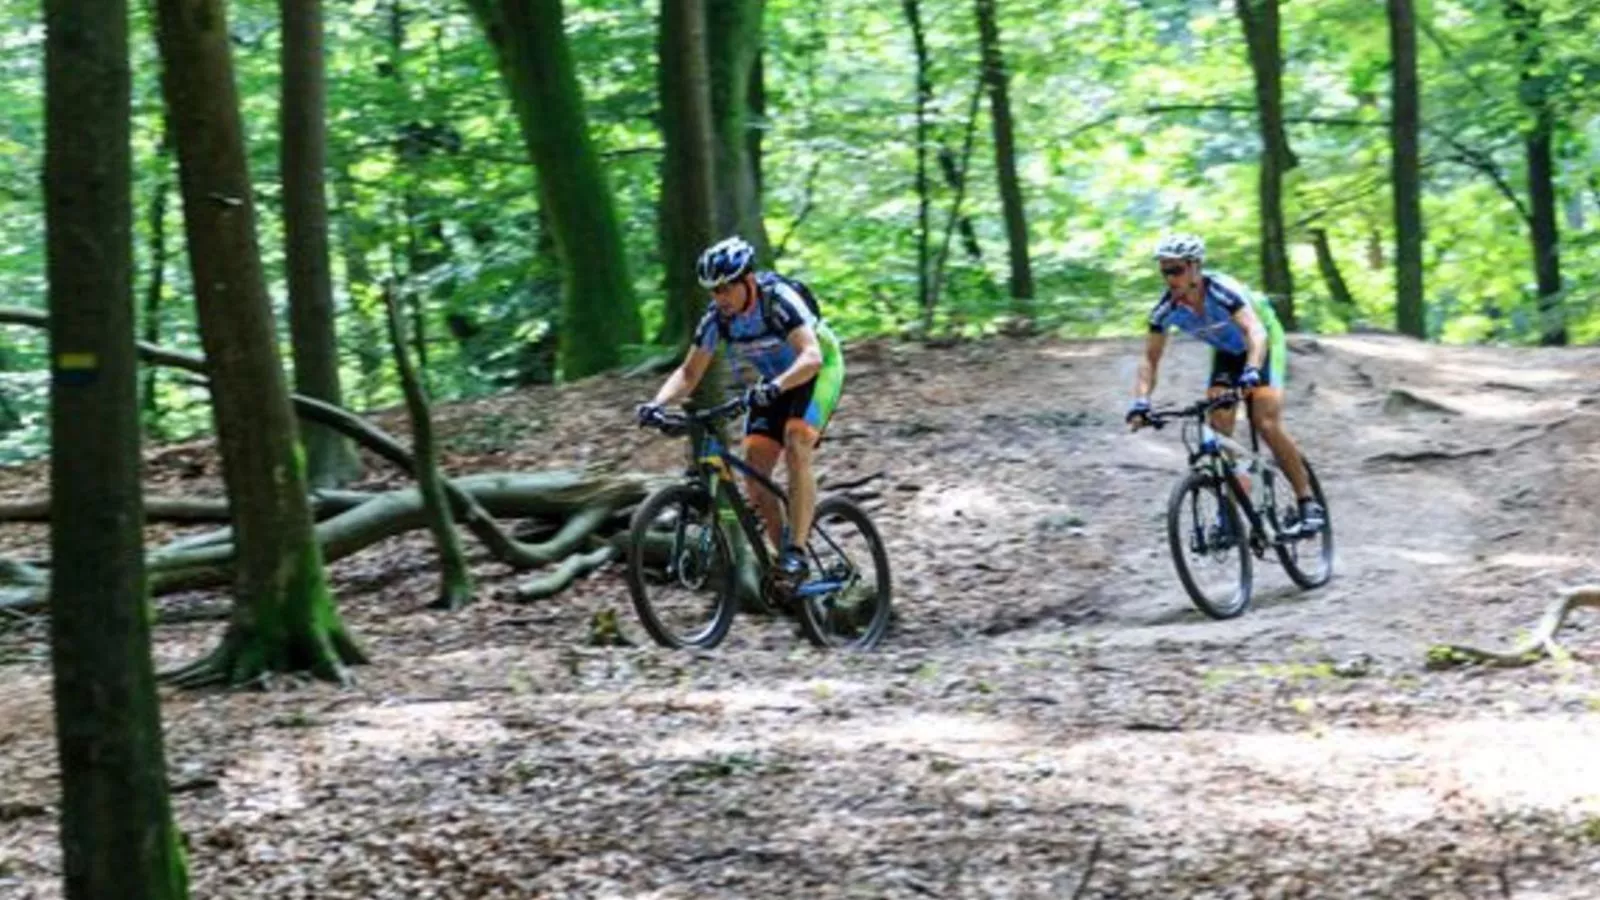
top-left (1159, 264), bottom-right (1186, 277)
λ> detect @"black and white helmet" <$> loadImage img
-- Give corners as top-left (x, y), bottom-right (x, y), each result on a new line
top-left (696, 236), bottom-right (756, 289)
top-left (1153, 233), bottom-right (1206, 262)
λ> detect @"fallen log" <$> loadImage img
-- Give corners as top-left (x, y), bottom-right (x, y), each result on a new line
top-left (0, 471), bottom-right (675, 614)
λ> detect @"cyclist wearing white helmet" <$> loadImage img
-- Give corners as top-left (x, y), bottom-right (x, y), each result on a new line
top-left (1127, 233), bottom-right (1324, 533)
top-left (638, 236), bottom-right (847, 580)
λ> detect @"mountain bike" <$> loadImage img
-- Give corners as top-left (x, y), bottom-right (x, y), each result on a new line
top-left (1144, 391), bottom-right (1334, 618)
top-left (628, 396), bottom-right (892, 650)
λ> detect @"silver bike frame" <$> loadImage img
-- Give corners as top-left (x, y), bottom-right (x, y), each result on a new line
top-left (1184, 415), bottom-right (1287, 546)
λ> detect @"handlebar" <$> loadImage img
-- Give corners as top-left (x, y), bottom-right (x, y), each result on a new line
top-left (1143, 391), bottom-right (1243, 429)
top-left (638, 395), bottom-right (749, 436)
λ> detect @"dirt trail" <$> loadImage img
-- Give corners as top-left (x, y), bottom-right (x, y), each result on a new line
top-left (2, 334), bottom-right (1599, 898)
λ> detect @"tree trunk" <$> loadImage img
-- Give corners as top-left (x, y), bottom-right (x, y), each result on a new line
top-left (1387, 0), bottom-right (1425, 338)
top-left (903, 0), bottom-right (932, 329)
top-left (331, 161), bottom-right (386, 409)
top-left (930, 79), bottom-right (985, 313)
top-left (1506, 0), bottom-right (1564, 345)
top-left (1308, 228), bottom-right (1356, 317)
top-left (142, 126), bottom-right (172, 435)
top-left (154, 0), bottom-right (366, 687)
top-left (657, 0), bottom-right (718, 347)
top-left (282, 0), bottom-right (362, 485)
top-left (383, 282), bottom-right (474, 609)
top-left (1235, 0), bottom-right (1297, 329)
top-left (43, 0), bottom-right (189, 893)
top-left (706, 0), bottom-right (770, 257)
top-left (747, 49), bottom-right (765, 198)
top-left (466, 0), bottom-right (644, 379)
top-left (974, 0), bottom-right (1033, 313)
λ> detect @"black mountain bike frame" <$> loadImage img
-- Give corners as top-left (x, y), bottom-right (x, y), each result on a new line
top-left (657, 397), bottom-right (852, 600)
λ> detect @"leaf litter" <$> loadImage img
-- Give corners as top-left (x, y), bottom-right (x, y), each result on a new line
top-left (0, 334), bottom-right (1598, 896)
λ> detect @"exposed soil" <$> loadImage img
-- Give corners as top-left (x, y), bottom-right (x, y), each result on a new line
top-left (1, 333), bottom-right (1599, 898)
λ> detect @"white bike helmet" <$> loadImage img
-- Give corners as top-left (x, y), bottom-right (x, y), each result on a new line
top-left (1153, 233), bottom-right (1206, 262)
top-left (696, 236), bottom-right (756, 288)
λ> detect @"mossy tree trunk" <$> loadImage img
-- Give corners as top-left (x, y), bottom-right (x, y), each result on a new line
top-left (282, 0), bottom-right (362, 486)
top-left (466, 0), bottom-right (643, 378)
top-left (154, 0), bottom-right (366, 687)
top-left (657, 0), bottom-right (719, 347)
top-left (706, 0), bottom-right (770, 257)
top-left (43, 0), bottom-right (189, 892)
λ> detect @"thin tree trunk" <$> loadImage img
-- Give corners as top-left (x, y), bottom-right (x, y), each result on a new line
top-left (904, 0), bottom-right (932, 330)
top-left (974, 0), bottom-right (1033, 313)
top-left (748, 48), bottom-right (765, 198)
top-left (1506, 0), bottom-right (1564, 345)
top-left (383, 282), bottom-right (473, 609)
top-left (154, 0), bottom-right (366, 687)
top-left (1387, 0), bottom-right (1425, 338)
top-left (466, 0), bottom-right (644, 378)
top-left (283, 0), bottom-right (361, 485)
top-left (332, 161), bottom-right (386, 409)
top-left (658, 0), bottom-right (718, 347)
top-left (1308, 228), bottom-right (1356, 316)
top-left (43, 0), bottom-right (189, 892)
top-left (930, 78), bottom-right (985, 313)
top-left (387, 0), bottom-right (439, 376)
top-left (142, 126), bottom-right (172, 434)
top-left (706, 0), bottom-right (770, 258)
top-left (1235, 0), bottom-right (1297, 329)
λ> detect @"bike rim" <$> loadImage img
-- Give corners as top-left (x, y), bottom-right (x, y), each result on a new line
top-left (632, 492), bottom-right (730, 646)
top-left (1177, 479), bottom-right (1249, 615)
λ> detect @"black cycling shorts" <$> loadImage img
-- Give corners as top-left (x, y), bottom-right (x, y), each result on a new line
top-left (744, 377), bottom-right (818, 447)
top-left (1209, 348), bottom-right (1279, 389)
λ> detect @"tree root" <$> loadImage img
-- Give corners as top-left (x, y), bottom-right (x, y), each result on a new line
top-left (1426, 585), bottom-right (1600, 669)
top-left (0, 308), bottom-right (678, 609)
top-left (160, 621), bottom-right (367, 688)
top-left (515, 544), bottom-right (618, 602)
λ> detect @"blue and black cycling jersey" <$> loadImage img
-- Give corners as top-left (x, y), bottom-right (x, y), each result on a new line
top-left (693, 272), bottom-right (819, 383)
top-left (1147, 270), bottom-right (1288, 387)
top-left (1146, 271), bottom-right (1275, 356)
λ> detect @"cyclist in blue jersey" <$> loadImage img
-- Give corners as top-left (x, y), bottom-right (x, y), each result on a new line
top-left (638, 236), bottom-right (847, 580)
top-left (1126, 234), bottom-right (1325, 533)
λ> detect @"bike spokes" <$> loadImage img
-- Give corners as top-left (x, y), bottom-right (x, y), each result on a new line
top-left (1167, 471), bottom-right (1252, 619)
top-left (795, 496), bottom-right (892, 649)
top-left (626, 484), bottom-right (738, 648)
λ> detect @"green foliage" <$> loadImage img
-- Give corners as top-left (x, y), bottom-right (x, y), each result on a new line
top-left (0, 0), bottom-right (1596, 460)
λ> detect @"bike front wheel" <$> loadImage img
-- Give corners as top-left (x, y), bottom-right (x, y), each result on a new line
top-left (794, 495), bottom-right (893, 650)
top-left (625, 483), bottom-right (737, 649)
top-left (1167, 469), bottom-right (1252, 619)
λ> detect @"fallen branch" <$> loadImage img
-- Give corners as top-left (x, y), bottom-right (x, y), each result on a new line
top-left (1426, 585), bottom-right (1600, 669)
top-left (515, 544), bottom-right (618, 602)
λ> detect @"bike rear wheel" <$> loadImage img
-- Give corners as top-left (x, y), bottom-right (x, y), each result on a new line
top-left (794, 496), bottom-right (893, 650)
top-left (1272, 459), bottom-right (1334, 589)
top-left (625, 483), bottom-right (737, 649)
top-left (1167, 469), bottom-right (1252, 619)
